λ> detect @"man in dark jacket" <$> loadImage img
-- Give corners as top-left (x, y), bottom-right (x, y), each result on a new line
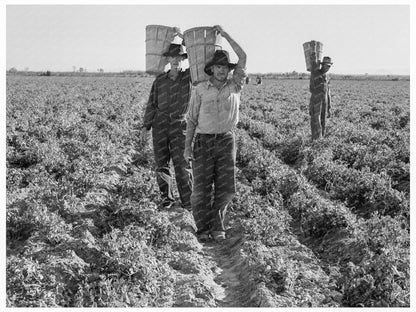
top-left (142, 40), bottom-right (192, 210)
top-left (309, 54), bottom-right (333, 140)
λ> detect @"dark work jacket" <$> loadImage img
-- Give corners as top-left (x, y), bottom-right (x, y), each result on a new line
top-left (143, 68), bottom-right (191, 130)
top-left (309, 61), bottom-right (331, 115)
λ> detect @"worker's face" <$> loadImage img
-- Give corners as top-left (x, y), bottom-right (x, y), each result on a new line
top-left (321, 63), bottom-right (331, 74)
top-left (211, 64), bottom-right (230, 82)
top-left (168, 56), bottom-right (185, 71)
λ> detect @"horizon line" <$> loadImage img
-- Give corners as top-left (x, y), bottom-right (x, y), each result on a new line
top-left (5, 69), bottom-right (410, 77)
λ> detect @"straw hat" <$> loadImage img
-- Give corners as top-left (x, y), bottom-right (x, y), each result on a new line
top-left (321, 56), bottom-right (333, 65)
top-left (204, 50), bottom-right (237, 75)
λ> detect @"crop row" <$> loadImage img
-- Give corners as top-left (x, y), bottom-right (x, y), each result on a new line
top-left (6, 76), bottom-right (339, 307)
top-left (6, 77), bottom-right (183, 306)
top-left (238, 82), bottom-right (409, 218)
top-left (240, 81), bottom-right (409, 196)
top-left (233, 121), bottom-right (410, 307)
top-left (6, 76), bottom-right (410, 307)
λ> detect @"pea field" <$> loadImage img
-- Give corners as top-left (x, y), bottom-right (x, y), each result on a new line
top-left (6, 74), bottom-right (410, 307)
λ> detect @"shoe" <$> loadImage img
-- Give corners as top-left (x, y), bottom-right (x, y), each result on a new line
top-left (212, 231), bottom-right (226, 242)
top-left (161, 199), bottom-right (174, 209)
top-left (196, 230), bottom-right (211, 242)
top-left (181, 205), bottom-right (192, 212)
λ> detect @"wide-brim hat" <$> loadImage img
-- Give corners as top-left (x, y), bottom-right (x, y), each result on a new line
top-left (204, 50), bottom-right (237, 76)
top-left (162, 43), bottom-right (188, 59)
top-left (321, 56), bottom-right (333, 65)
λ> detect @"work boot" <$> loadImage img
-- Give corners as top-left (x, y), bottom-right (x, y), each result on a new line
top-left (181, 204), bottom-right (192, 211)
top-left (161, 199), bottom-right (174, 210)
top-left (212, 231), bottom-right (226, 243)
top-left (196, 229), bottom-right (211, 242)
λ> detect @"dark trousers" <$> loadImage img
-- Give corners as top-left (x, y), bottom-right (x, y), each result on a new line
top-left (152, 119), bottom-right (192, 207)
top-left (191, 132), bottom-right (236, 233)
top-left (309, 99), bottom-right (327, 140)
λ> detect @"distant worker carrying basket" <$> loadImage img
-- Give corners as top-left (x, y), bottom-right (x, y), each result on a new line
top-left (303, 40), bottom-right (333, 140)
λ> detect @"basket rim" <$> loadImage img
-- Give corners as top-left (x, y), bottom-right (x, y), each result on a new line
top-left (184, 26), bottom-right (215, 34)
top-left (146, 24), bottom-right (174, 29)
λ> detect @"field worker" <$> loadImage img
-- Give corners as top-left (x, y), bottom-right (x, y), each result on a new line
top-left (142, 30), bottom-right (193, 210)
top-left (309, 53), bottom-right (333, 140)
top-left (184, 25), bottom-right (247, 242)
top-left (256, 75), bottom-right (262, 85)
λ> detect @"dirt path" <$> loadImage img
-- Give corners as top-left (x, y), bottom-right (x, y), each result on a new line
top-left (167, 206), bottom-right (249, 307)
top-left (201, 237), bottom-right (246, 307)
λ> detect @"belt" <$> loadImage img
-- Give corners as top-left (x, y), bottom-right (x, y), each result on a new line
top-left (159, 111), bottom-right (185, 121)
top-left (197, 132), bottom-right (231, 139)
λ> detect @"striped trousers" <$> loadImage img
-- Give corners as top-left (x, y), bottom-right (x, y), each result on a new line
top-left (191, 131), bottom-right (236, 233)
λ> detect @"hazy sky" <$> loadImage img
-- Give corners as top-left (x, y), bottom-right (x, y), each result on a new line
top-left (5, 3), bottom-right (412, 75)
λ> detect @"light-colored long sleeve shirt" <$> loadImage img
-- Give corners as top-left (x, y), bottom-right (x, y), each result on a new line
top-left (186, 65), bottom-right (247, 134)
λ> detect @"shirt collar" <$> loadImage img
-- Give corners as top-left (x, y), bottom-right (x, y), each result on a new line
top-left (163, 69), bottom-right (184, 80)
top-left (206, 78), bottom-right (229, 89)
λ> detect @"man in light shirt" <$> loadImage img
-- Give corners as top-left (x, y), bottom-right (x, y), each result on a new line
top-left (184, 25), bottom-right (247, 242)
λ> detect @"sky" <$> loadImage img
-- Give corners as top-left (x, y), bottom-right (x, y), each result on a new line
top-left (5, 1), bottom-right (412, 75)
top-left (1, 2), bottom-right (416, 309)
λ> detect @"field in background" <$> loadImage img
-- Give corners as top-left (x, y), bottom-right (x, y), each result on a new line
top-left (6, 76), bottom-right (410, 307)
top-left (6, 70), bottom-right (410, 81)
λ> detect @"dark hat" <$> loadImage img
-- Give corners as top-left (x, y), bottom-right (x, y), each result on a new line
top-left (321, 56), bottom-right (333, 65)
top-left (204, 50), bottom-right (237, 76)
top-left (162, 43), bottom-right (188, 58)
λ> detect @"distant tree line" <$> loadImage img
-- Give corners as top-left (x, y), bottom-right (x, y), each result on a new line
top-left (6, 68), bottom-right (409, 81)
top-left (249, 72), bottom-right (410, 81)
top-left (6, 69), bottom-right (152, 78)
